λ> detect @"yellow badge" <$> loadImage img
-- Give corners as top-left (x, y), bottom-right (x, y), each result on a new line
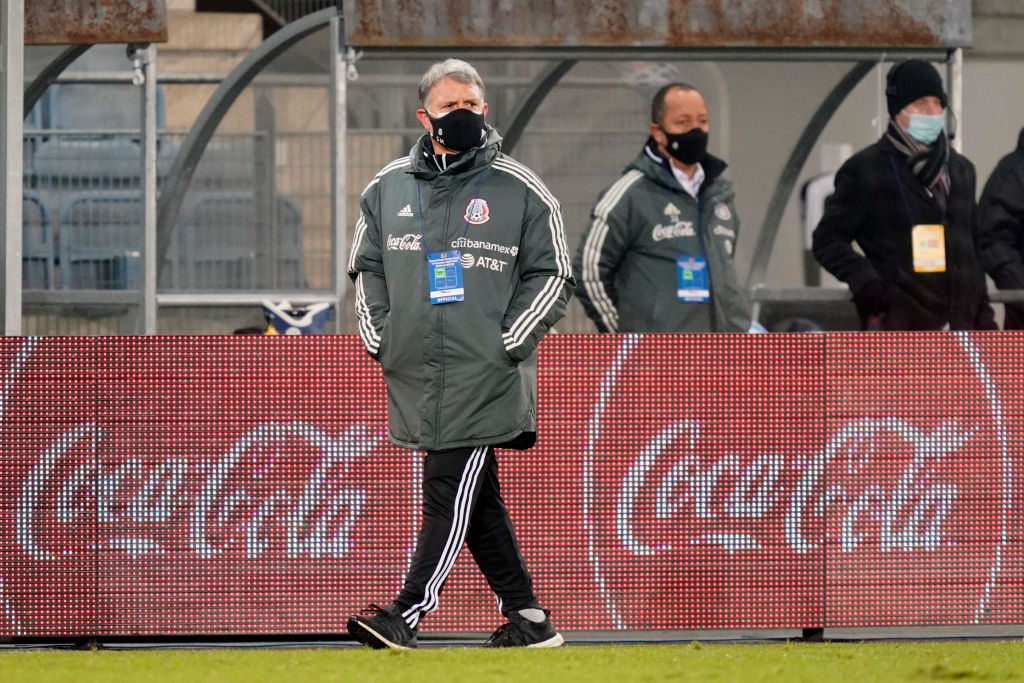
top-left (912, 224), bottom-right (946, 273)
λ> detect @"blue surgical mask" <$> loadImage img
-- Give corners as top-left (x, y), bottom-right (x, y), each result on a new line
top-left (906, 114), bottom-right (944, 145)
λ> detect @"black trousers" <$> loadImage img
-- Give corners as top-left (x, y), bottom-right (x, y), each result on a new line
top-left (394, 445), bottom-right (541, 629)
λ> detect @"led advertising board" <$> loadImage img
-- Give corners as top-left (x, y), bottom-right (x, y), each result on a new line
top-left (0, 333), bottom-right (1019, 637)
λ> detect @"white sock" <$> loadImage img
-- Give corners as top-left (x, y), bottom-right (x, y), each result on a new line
top-left (518, 608), bottom-right (546, 623)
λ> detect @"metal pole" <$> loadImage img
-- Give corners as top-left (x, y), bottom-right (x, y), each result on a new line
top-left (329, 14), bottom-right (347, 333)
top-left (501, 60), bottom-right (576, 155)
top-left (948, 48), bottom-right (963, 154)
top-left (156, 7), bottom-right (338, 280)
top-left (254, 91), bottom-right (277, 287)
top-left (745, 61), bottom-right (875, 296)
top-left (139, 44), bottom-right (158, 334)
top-left (1, 0), bottom-right (24, 335)
top-left (24, 45), bottom-right (89, 119)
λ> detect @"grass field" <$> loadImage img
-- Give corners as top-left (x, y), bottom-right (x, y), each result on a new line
top-left (4, 640), bottom-right (1024, 682)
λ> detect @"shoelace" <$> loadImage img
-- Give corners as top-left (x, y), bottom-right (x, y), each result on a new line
top-left (358, 603), bottom-right (389, 617)
top-left (357, 603), bottom-right (417, 636)
top-left (488, 622), bottom-right (511, 639)
top-left (487, 618), bottom-right (527, 645)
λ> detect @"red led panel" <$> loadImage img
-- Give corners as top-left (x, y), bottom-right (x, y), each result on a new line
top-left (0, 338), bottom-right (99, 637)
top-left (823, 332), bottom-right (1022, 626)
top-left (0, 333), bottom-right (1020, 638)
top-left (536, 334), bottom-right (825, 629)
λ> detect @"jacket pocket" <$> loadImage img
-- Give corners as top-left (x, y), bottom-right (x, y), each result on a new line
top-left (498, 324), bottom-right (522, 365)
top-left (375, 315), bottom-right (391, 363)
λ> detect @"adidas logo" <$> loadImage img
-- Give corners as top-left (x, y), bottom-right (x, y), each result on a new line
top-left (396, 204), bottom-right (414, 217)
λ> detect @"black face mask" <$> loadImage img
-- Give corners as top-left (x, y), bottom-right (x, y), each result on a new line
top-left (427, 107), bottom-right (487, 152)
top-left (661, 127), bottom-right (708, 165)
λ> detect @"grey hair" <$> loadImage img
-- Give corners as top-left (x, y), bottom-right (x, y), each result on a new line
top-left (418, 59), bottom-right (485, 109)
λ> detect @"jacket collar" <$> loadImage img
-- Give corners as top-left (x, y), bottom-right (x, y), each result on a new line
top-left (634, 137), bottom-right (727, 193)
top-left (877, 132), bottom-right (902, 157)
top-left (408, 126), bottom-right (502, 179)
top-left (877, 134), bottom-right (946, 207)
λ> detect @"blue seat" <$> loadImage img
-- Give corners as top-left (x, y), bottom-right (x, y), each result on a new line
top-left (32, 136), bottom-right (143, 185)
top-left (22, 192), bottom-right (54, 289)
top-left (59, 191), bottom-right (143, 289)
top-left (179, 191), bottom-right (306, 291)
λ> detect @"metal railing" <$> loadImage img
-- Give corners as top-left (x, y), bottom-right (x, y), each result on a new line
top-left (248, 0), bottom-right (338, 28)
top-left (19, 125), bottom-right (403, 334)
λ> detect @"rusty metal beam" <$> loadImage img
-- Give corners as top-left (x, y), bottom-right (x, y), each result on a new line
top-left (345, 0), bottom-right (971, 50)
top-left (356, 47), bottom-right (953, 63)
top-left (26, 0), bottom-right (168, 46)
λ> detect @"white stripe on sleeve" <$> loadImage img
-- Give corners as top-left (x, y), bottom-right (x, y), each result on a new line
top-left (502, 275), bottom-right (564, 350)
top-left (354, 273), bottom-right (380, 354)
top-left (581, 169), bottom-right (644, 332)
top-left (492, 158), bottom-right (572, 278)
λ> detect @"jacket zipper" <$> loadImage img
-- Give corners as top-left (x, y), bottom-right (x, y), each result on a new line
top-left (434, 179), bottom-right (453, 449)
top-left (688, 190), bottom-right (719, 333)
top-left (697, 194), bottom-right (717, 332)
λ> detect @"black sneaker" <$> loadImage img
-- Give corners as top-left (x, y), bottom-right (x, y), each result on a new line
top-left (483, 610), bottom-right (565, 648)
top-left (347, 603), bottom-right (418, 650)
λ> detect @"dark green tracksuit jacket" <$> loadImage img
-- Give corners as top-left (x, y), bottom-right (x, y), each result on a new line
top-left (348, 129), bottom-right (574, 451)
top-left (574, 140), bottom-right (752, 333)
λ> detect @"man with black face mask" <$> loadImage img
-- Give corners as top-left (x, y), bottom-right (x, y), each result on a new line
top-left (347, 58), bottom-right (572, 649)
top-left (574, 83), bottom-right (753, 333)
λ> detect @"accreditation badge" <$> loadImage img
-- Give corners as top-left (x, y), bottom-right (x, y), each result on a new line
top-left (912, 224), bottom-right (946, 273)
top-left (427, 250), bottom-right (465, 304)
top-left (677, 255), bottom-right (710, 303)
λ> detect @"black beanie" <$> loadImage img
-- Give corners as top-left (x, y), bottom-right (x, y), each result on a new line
top-left (885, 59), bottom-right (947, 117)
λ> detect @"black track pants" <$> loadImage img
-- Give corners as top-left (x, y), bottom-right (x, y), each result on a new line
top-left (395, 445), bottom-right (541, 629)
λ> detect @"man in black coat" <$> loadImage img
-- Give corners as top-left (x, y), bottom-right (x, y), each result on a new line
top-left (977, 128), bottom-right (1024, 329)
top-left (813, 59), bottom-right (996, 331)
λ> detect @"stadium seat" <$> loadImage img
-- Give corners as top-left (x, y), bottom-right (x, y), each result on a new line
top-left (32, 136), bottom-right (143, 185)
top-left (179, 191), bottom-right (306, 291)
top-left (59, 191), bottom-right (143, 289)
top-left (22, 192), bottom-right (55, 289)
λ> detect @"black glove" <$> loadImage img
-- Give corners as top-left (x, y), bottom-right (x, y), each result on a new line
top-left (994, 264), bottom-right (1024, 291)
top-left (852, 279), bottom-right (891, 317)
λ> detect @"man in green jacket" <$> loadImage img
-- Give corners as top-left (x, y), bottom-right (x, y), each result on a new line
top-left (574, 83), bottom-right (753, 333)
top-left (346, 59), bottom-right (572, 649)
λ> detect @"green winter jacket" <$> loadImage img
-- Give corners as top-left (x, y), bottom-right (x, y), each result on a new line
top-left (574, 140), bottom-right (752, 333)
top-left (348, 129), bottom-right (574, 451)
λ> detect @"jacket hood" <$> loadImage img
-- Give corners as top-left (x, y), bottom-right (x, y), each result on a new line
top-left (409, 125), bottom-right (503, 179)
top-left (1017, 126), bottom-right (1024, 154)
top-left (629, 138), bottom-right (728, 193)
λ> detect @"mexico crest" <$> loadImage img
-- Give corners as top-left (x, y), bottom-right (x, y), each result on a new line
top-left (465, 198), bottom-right (490, 225)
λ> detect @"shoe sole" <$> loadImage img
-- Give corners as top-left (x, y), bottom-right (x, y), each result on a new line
top-left (527, 632), bottom-right (565, 648)
top-left (481, 634), bottom-right (565, 651)
top-left (347, 617), bottom-right (416, 650)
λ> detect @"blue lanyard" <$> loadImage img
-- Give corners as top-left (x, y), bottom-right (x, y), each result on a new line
top-left (415, 169), bottom-right (487, 255)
